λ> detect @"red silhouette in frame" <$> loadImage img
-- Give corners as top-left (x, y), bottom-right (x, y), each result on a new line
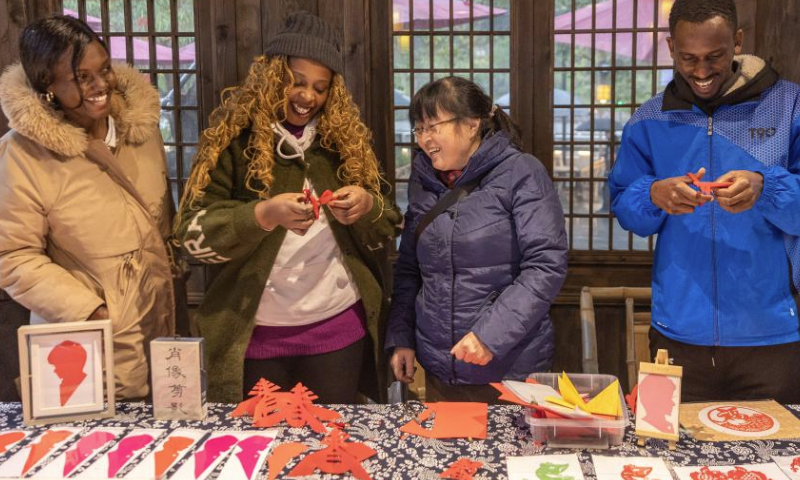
top-left (637, 374), bottom-right (678, 434)
top-left (47, 340), bottom-right (88, 406)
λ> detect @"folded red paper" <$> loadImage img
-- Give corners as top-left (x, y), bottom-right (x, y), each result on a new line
top-left (399, 402), bottom-right (487, 439)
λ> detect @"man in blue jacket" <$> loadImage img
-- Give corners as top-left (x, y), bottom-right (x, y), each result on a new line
top-left (609, 0), bottom-right (800, 403)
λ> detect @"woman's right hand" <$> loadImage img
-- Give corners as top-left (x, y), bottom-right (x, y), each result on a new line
top-left (255, 193), bottom-right (315, 235)
top-left (390, 347), bottom-right (417, 384)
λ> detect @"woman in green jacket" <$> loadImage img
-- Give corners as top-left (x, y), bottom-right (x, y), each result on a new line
top-left (176, 11), bottom-right (401, 404)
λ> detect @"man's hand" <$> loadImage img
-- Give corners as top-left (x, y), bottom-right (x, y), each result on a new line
top-left (713, 170), bottom-right (763, 214)
top-left (328, 186), bottom-right (374, 225)
top-left (650, 167), bottom-right (713, 214)
top-left (390, 347), bottom-right (416, 384)
top-left (450, 332), bottom-right (493, 366)
top-left (255, 192), bottom-right (315, 235)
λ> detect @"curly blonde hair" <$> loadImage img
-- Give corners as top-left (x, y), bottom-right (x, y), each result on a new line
top-left (179, 55), bottom-right (385, 217)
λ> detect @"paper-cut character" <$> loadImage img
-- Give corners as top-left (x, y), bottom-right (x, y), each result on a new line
top-left (234, 435), bottom-right (273, 479)
top-left (193, 435), bottom-right (238, 478)
top-left (536, 462), bottom-right (575, 480)
top-left (638, 374), bottom-right (677, 433)
top-left (154, 436), bottom-right (195, 478)
top-left (21, 429), bottom-right (74, 476)
top-left (790, 457), bottom-right (800, 473)
top-left (707, 406), bottom-right (775, 433)
top-left (621, 465), bottom-right (660, 480)
top-left (106, 434), bottom-right (154, 477)
top-left (288, 428), bottom-right (376, 480)
top-left (62, 430), bottom-right (117, 476)
top-left (47, 340), bottom-right (88, 406)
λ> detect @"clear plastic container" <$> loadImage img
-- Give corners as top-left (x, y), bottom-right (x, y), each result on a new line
top-left (523, 372), bottom-right (628, 449)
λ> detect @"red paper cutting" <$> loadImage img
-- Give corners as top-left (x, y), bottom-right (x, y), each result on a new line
top-left (231, 379), bottom-right (340, 433)
top-left (440, 458), bottom-right (484, 480)
top-left (690, 466), bottom-right (771, 480)
top-left (22, 430), bottom-right (74, 476)
top-left (790, 457), bottom-right (800, 473)
top-left (622, 465), bottom-right (660, 480)
top-left (626, 384), bottom-right (638, 414)
top-left (288, 428), bottom-right (376, 480)
top-left (266, 442), bottom-right (308, 480)
top-left (303, 189), bottom-right (336, 219)
top-left (399, 402), bottom-right (487, 439)
top-left (687, 172), bottom-right (733, 195)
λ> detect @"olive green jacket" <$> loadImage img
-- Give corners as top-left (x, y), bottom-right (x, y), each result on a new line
top-left (177, 128), bottom-right (402, 403)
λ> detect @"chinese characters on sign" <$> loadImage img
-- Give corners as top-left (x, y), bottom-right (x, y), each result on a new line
top-left (150, 338), bottom-right (206, 420)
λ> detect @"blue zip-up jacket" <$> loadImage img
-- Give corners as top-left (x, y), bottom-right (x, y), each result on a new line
top-left (385, 131), bottom-right (568, 385)
top-left (609, 55), bottom-right (800, 347)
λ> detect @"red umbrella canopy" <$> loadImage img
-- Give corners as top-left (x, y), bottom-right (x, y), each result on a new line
top-left (555, 0), bottom-right (673, 66)
top-left (393, 0), bottom-right (507, 30)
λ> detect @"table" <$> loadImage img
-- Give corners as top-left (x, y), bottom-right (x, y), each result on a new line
top-left (1, 402), bottom-right (800, 479)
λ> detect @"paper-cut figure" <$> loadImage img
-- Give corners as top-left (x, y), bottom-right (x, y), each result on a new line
top-left (21, 429), bottom-right (74, 476)
top-left (288, 428), bottom-right (376, 480)
top-left (106, 434), bottom-right (154, 477)
top-left (791, 458), bottom-right (800, 473)
top-left (707, 406), bottom-right (775, 433)
top-left (248, 382), bottom-right (340, 433)
top-left (234, 435), bottom-right (273, 479)
top-left (400, 402), bottom-right (488, 439)
top-left (621, 465), bottom-right (660, 480)
top-left (0, 431), bottom-right (26, 454)
top-left (47, 340), bottom-right (88, 406)
top-left (154, 436), bottom-right (195, 479)
top-left (193, 435), bottom-right (238, 479)
top-left (690, 466), bottom-right (770, 480)
top-left (62, 430), bottom-right (117, 476)
top-left (536, 462), bottom-right (576, 480)
top-left (638, 374), bottom-right (677, 433)
top-left (266, 442), bottom-right (308, 480)
top-left (440, 458), bottom-right (483, 480)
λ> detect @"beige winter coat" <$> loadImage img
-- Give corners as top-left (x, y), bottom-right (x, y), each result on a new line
top-left (0, 62), bottom-right (175, 399)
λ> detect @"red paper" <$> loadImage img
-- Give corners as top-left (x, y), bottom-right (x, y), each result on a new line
top-left (266, 442), bottom-right (308, 480)
top-left (399, 402), bottom-right (487, 439)
top-left (288, 428), bottom-right (376, 480)
top-left (440, 458), bottom-right (484, 480)
top-left (231, 379), bottom-right (340, 433)
top-left (303, 189), bottom-right (336, 219)
top-left (687, 172), bottom-right (733, 195)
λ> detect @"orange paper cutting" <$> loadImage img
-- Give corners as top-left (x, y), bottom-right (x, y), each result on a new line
top-left (266, 442), bottom-right (308, 480)
top-left (232, 379), bottom-right (341, 433)
top-left (288, 428), bottom-right (375, 480)
top-left (22, 430), bottom-right (74, 476)
top-left (0, 432), bottom-right (26, 454)
top-left (440, 458), bottom-right (484, 480)
top-left (400, 402), bottom-right (487, 439)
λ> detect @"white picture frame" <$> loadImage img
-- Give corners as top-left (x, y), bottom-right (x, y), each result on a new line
top-left (18, 320), bottom-right (115, 426)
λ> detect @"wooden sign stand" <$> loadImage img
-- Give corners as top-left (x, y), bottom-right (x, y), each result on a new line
top-left (635, 349), bottom-right (682, 450)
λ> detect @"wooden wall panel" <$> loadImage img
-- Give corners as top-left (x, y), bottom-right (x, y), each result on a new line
top-left (753, 1), bottom-right (800, 83)
top-left (236, 0), bottom-right (263, 81)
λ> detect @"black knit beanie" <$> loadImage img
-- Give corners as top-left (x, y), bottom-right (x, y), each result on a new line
top-left (264, 11), bottom-right (343, 73)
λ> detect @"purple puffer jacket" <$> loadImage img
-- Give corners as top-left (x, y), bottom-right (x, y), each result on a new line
top-left (385, 132), bottom-right (568, 385)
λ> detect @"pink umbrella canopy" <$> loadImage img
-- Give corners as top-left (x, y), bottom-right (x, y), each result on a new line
top-left (555, 0), bottom-right (673, 66)
top-left (63, 9), bottom-right (195, 66)
top-left (393, 0), bottom-right (507, 30)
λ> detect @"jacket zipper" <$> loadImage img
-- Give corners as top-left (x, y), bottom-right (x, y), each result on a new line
top-left (708, 114), bottom-right (720, 350)
top-left (450, 200), bottom-right (460, 385)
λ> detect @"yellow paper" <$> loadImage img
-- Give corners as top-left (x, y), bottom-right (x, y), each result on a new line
top-left (585, 379), bottom-right (621, 417)
top-left (557, 372), bottom-right (588, 411)
top-left (544, 396), bottom-right (575, 409)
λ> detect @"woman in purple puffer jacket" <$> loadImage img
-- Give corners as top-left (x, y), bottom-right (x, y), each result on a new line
top-left (385, 77), bottom-right (568, 402)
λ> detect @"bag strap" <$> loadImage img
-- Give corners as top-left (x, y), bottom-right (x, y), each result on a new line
top-left (414, 173), bottom-right (486, 243)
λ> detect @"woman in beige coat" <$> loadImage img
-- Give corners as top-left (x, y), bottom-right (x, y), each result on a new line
top-left (0, 15), bottom-right (175, 399)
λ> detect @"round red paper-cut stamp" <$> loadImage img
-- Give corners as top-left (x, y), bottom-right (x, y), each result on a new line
top-left (698, 405), bottom-right (780, 437)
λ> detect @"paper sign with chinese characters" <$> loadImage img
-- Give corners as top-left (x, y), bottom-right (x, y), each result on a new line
top-left (151, 337), bottom-right (206, 420)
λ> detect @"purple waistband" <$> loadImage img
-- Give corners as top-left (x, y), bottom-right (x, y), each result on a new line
top-left (245, 301), bottom-right (366, 359)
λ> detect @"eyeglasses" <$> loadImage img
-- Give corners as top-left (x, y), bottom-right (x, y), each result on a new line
top-left (411, 117), bottom-right (461, 141)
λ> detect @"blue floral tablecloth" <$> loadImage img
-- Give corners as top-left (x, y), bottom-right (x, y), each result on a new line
top-left (0, 402), bottom-right (799, 479)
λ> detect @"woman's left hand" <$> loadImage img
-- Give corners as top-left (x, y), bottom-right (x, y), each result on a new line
top-left (328, 186), bottom-right (374, 225)
top-left (450, 332), bottom-right (493, 365)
